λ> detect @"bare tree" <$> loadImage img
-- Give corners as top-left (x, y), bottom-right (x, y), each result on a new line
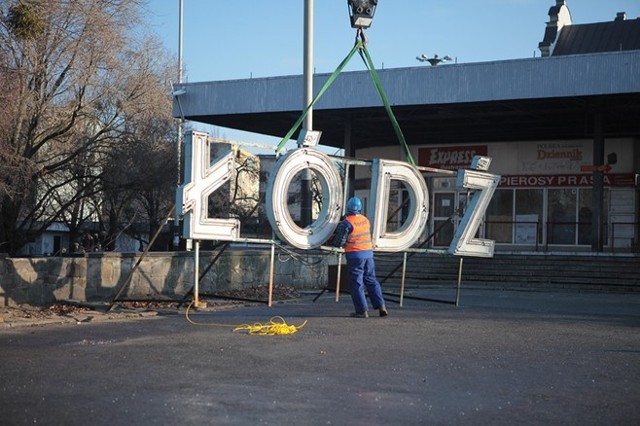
top-left (0, 0), bottom-right (177, 254)
top-left (205, 145), bottom-right (262, 240)
top-left (229, 150), bottom-right (261, 222)
top-left (100, 119), bottom-right (177, 251)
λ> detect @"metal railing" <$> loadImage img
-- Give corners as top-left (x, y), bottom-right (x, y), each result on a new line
top-left (484, 219), bottom-right (640, 252)
top-left (486, 220), bottom-right (541, 251)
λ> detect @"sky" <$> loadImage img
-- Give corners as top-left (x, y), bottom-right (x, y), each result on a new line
top-left (145, 0), bottom-right (640, 147)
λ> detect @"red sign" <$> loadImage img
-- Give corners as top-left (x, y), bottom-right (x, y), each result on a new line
top-left (580, 164), bottom-right (612, 172)
top-left (500, 173), bottom-right (635, 188)
top-left (419, 145), bottom-right (488, 170)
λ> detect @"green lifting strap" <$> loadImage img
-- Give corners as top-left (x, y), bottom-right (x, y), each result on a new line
top-left (276, 35), bottom-right (416, 167)
top-left (275, 40), bottom-right (363, 154)
top-left (359, 45), bottom-right (416, 166)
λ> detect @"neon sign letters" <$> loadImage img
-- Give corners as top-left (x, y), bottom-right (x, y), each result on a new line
top-left (176, 132), bottom-right (240, 241)
top-left (178, 131), bottom-right (501, 257)
top-left (265, 148), bottom-right (343, 249)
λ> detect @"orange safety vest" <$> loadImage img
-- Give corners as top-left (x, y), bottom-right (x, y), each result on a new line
top-left (344, 214), bottom-right (373, 252)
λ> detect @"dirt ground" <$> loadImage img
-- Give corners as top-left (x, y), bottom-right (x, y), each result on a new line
top-left (0, 285), bottom-right (301, 328)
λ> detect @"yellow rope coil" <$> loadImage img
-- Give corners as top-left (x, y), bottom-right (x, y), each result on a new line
top-left (185, 302), bottom-right (307, 335)
top-left (233, 316), bottom-right (308, 335)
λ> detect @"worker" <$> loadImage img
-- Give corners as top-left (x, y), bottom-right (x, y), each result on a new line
top-left (330, 197), bottom-right (388, 318)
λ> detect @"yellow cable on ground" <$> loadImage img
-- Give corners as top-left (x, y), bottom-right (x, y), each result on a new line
top-left (233, 316), bottom-right (308, 335)
top-left (185, 302), bottom-right (307, 335)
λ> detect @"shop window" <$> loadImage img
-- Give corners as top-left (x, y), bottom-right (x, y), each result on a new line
top-left (577, 189), bottom-right (608, 245)
top-left (515, 189), bottom-right (543, 245)
top-left (433, 220), bottom-right (454, 247)
top-left (486, 189), bottom-right (513, 243)
top-left (548, 189), bottom-right (577, 244)
top-left (434, 192), bottom-right (455, 218)
top-left (433, 192), bottom-right (455, 246)
top-left (578, 190), bottom-right (593, 245)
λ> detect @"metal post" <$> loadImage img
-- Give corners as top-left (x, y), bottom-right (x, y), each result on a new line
top-left (341, 138), bottom-right (351, 208)
top-left (455, 257), bottom-right (464, 307)
top-left (400, 252), bottom-right (408, 307)
top-left (334, 156), bottom-right (351, 302)
top-left (268, 235), bottom-right (276, 307)
top-left (194, 239), bottom-right (199, 303)
top-left (173, 0), bottom-right (184, 251)
top-left (193, 240), bottom-right (206, 309)
top-left (335, 253), bottom-right (342, 302)
top-left (300, 0), bottom-right (314, 227)
top-left (178, 0), bottom-right (183, 85)
top-left (344, 116), bottom-right (355, 199)
top-left (303, 0), bottom-right (313, 132)
top-left (592, 112), bottom-right (605, 252)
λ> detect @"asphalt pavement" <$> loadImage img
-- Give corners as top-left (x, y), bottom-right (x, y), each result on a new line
top-left (1, 288), bottom-right (639, 425)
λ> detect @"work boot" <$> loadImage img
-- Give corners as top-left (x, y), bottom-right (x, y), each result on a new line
top-left (350, 311), bottom-right (369, 318)
top-left (379, 307), bottom-right (389, 317)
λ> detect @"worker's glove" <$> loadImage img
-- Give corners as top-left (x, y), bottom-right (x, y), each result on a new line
top-left (329, 222), bottom-right (348, 248)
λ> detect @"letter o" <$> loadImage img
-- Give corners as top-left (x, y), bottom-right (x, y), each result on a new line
top-left (266, 148), bottom-right (343, 249)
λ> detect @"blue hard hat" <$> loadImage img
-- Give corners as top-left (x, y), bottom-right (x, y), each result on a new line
top-left (346, 197), bottom-right (362, 212)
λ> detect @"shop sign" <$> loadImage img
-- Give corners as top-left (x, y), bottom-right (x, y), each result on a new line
top-left (520, 142), bottom-right (587, 174)
top-left (419, 145), bottom-right (488, 170)
top-left (500, 173), bottom-right (636, 187)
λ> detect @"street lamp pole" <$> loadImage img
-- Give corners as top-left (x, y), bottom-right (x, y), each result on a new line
top-left (303, 0), bottom-right (313, 133)
top-left (300, 0), bottom-right (313, 227)
top-left (173, 0), bottom-right (184, 251)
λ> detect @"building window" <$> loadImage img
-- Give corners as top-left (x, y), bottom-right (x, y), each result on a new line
top-left (546, 188), bottom-right (608, 246)
top-left (486, 189), bottom-right (513, 243)
top-left (515, 189), bottom-right (543, 245)
top-left (548, 188), bottom-right (577, 244)
top-left (485, 187), bottom-right (609, 248)
top-left (432, 192), bottom-right (455, 246)
top-left (578, 189), bottom-right (593, 245)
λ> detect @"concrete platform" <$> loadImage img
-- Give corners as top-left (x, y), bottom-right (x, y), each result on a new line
top-left (1, 289), bottom-right (639, 425)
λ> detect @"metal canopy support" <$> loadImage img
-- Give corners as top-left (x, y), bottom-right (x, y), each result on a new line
top-left (592, 112), bottom-right (605, 252)
top-left (344, 115), bottom-right (355, 199)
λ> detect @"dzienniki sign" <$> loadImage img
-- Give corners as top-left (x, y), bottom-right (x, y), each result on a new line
top-left (177, 132), bottom-right (501, 258)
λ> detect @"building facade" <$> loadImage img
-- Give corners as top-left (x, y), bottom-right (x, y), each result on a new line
top-left (173, 1), bottom-right (640, 254)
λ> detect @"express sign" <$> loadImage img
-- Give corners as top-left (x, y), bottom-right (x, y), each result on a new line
top-left (177, 131), bottom-right (501, 258)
